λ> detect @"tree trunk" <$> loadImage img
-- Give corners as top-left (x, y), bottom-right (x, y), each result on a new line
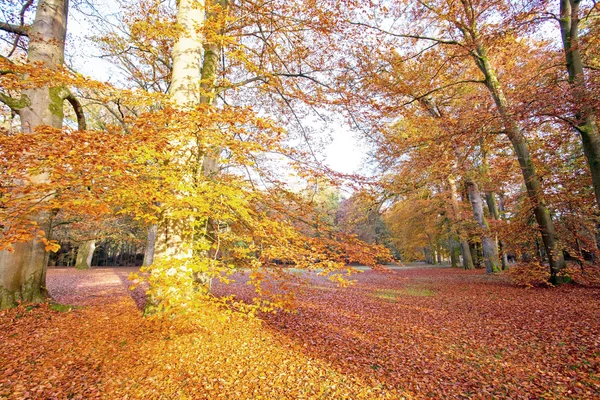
top-left (466, 180), bottom-right (501, 273)
top-left (153, 0), bottom-right (224, 262)
top-left (485, 192), bottom-right (509, 270)
top-left (75, 240), bottom-right (96, 270)
top-left (560, 0), bottom-right (600, 209)
top-left (0, 0), bottom-right (69, 309)
top-left (453, 243), bottom-right (461, 268)
top-left (143, 224), bottom-right (158, 266)
top-left (147, 0), bottom-right (229, 314)
top-left (449, 238), bottom-right (459, 268)
top-left (154, 0), bottom-right (206, 262)
top-left (169, 0), bottom-right (205, 108)
top-left (419, 100), bottom-right (476, 271)
top-left (469, 241), bottom-right (481, 269)
top-left (472, 39), bottom-right (565, 278)
top-left (448, 176), bottom-right (474, 270)
top-left (424, 246), bottom-right (435, 264)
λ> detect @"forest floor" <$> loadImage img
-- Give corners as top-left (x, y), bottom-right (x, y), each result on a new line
top-left (1, 265), bottom-right (599, 399)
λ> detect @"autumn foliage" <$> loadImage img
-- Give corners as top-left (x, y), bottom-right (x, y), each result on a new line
top-left (1, 0), bottom-right (600, 396)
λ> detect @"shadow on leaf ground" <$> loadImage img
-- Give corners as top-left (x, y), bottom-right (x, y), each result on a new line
top-left (239, 268), bottom-right (600, 398)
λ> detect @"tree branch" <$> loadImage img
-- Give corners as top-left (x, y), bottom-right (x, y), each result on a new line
top-left (0, 21), bottom-right (29, 36)
top-left (348, 21), bottom-right (464, 46)
top-left (217, 70), bottom-right (332, 95)
top-left (403, 79), bottom-right (485, 107)
top-left (65, 93), bottom-right (87, 130)
top-left (0, 91), bottom-right (29, 113)
top-left (7, 0), bottom-right (33, 57)
top-left (216, 75), bottom-right (268, 94)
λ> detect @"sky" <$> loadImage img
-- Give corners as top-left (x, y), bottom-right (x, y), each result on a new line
top-left (324, 127), bottom-right (365, 175)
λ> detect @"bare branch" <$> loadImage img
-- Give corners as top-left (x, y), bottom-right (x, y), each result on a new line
top-left (216, 75), bottom-right (268, 94)
top-left (273, 86), bottom-right (321, 166)
top-left (0, 21), bottom-right (29, 36)
top-left (402, 79), bottom-right (485, 107)
top-left (347, 21), bottom-right (464, 46)
top-left (7, 0), bottom-right (33, 57)
top-left (217, 70), bottom-right (332, 95)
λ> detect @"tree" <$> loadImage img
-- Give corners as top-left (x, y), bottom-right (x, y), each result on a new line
top-left (341, 0), bottom-right (566, 278)
top-left (466, 179), bottom-right (501, 273)
top-left (558, 0), bottom-right (600, 208)
top-left (336, 191), bottom-right (393, 251)
top-left (0, 0), bottom-right (77, 308)
top-left (112, 0), bottom-right (393, 314)
top-left (384, 190), bottom-right (447, 263)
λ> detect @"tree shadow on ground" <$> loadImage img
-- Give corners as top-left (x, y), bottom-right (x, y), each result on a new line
top-left (229, 267), bottom-right (600, 398)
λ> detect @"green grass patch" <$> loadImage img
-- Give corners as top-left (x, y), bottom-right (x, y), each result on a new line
top-left (49, 302), bottom-right (76, 312)
top-left (372, 287), bottom-right (435, 301)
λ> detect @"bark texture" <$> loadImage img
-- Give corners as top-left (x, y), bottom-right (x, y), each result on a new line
top-left (75, 240), bottom-right (96, 270)
top-left (466, 180), bottom-right (501, 273)
top-left (449, 177), bottom-right (474, 270)
top-left (0, 0), bottom-right (68, 309)
top-left (143, 224), bottom-right (158, 266)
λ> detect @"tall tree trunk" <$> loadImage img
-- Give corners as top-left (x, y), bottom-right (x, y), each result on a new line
top-left (448, 176), bottom-right (475, 270)
top-left (448, 238), bottom-right (459, 268)
top-left (425, 246), bottom-right (435, 265)
top-left (143, 224), bottom-right (158, 266)
top-left (469, 241), bottom-right (480, 269)
top-left (75, 240), bottom-right (96, 270)
top-left (472, 39), bottom-right (565, 278)
top-left (0, 0), bottom-right (69, 309)
top-left (146, 0), bottom-right (228, 314)
top-left (485, 192), bottom-right (509, 270)
top-left (190, 0), bottom-right (228, 289)
top-left (154, 0), bottom-right (206, 261)
top-left (560, 0), bottom-right (600, 208)
top-left (466, 180), bottom-right (501, 273)
top-left (153, 0), bottom-right (225, 262)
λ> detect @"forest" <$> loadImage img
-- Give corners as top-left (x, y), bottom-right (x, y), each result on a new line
top-left (1, 0), bottom-right (600, 398)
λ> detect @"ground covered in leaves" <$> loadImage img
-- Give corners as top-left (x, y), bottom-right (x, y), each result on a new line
top-left (1, 266), bottom-right (599, 399)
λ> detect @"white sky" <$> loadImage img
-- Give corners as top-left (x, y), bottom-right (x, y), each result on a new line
top-left (324, 127), bottom-right (364, 175)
